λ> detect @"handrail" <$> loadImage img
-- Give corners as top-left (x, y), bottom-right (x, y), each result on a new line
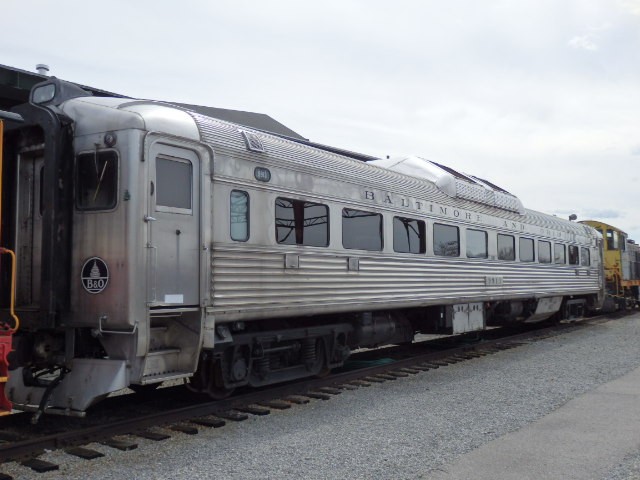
top-left (0, 248), bottom-right (20, 333)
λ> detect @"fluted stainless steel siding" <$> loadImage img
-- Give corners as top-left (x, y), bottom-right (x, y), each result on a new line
top-left (182, 110), bottom-right (603, 323)
top-left (210, 245), bottom-right (600, 322)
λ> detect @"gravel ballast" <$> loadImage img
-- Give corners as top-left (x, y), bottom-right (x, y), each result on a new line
top-left (3, 313), bottom-right (640, 479)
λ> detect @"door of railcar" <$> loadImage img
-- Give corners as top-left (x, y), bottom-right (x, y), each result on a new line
top-left (146, 142), bottom-right (200, 306)
top-left (15, 149), bottom-right (44, 307)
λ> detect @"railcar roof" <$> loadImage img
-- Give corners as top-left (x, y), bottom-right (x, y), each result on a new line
top-left (60, 97), bottom-right (596, 239)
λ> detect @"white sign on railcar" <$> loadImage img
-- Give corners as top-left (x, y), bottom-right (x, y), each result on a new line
top-left (81, 257), bottom-right (109, 294)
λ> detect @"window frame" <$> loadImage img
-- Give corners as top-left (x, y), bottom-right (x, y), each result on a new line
top-left (519, 237), bottom-right (535, 262)
top-left (276, 197), bottom-right (330, 247)
top-left (554, 243), bottom-right (566, 264)
top-left (539, 240), bottom-right (552, 264)
top-left (466, 228), bottom-right (488, 259)
top-left (580, 247), bottom-right (591, 266)
top-left (342, 207), bottom-right (383, 251)
top-left (497, 233), bottom-right (516, 261)
top-left (230, 190), bottom-right (250, 242)
top-left (393, 216), bottom-right (426, 254)
top-left (155, 155), bottom-right (193, 215)
top-left (568, 245), bottom-right (579, 265)
top-left (75, 149), bottom-right (120, 212)
top-left (433, 223), bottom-right (460, 257)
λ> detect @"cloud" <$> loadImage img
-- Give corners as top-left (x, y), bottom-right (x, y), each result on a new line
top-left (568, 34), bottom-right (599, 51)
top-left (583, 209), bottom-right (622, 220)
top-left (619, 0), bottom-right (640, 15)
top-left (632, 146), bottom-right (640, 155)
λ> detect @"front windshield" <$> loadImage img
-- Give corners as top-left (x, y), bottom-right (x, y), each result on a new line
top-left (76, 150), bottom-right (118, 211)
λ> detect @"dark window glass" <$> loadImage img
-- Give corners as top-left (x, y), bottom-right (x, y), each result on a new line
top-left (539, 241), bottom-right (552, 263)
top-left (76, 151), bottom-right (118, 210)
top-left (606, 229), bottom-right (618, 250)
top-left (156, 157), bottom-right (192, 210)
top-left (581, 247), bottom-right (590, 266)
top-left (554, 244), bottom-right (566, 264)
top-left (342, 208), bottom-right (382, 251)
top-left (519, 238), bottom-right (535, 262)
top-left (230, 190), bottom-right (249, 241)
top-left (466, 229), bottom-right (487, 258)
top-left (276, 198), bottom-right (329, 247)
top-left (497, 234), bottom-right (515, 261)
top-left (568, 245), bottom-right (579, 265)
top-left (433, 223), bottom-right (459, 257)
top-left (393, 217), bottom-right (425, 254)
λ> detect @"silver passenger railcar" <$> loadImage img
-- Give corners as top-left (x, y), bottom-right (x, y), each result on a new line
top-left (0, 79), bottom-right (604, 416)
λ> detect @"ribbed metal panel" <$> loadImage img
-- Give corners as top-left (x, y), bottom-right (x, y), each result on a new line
top-left (211, 246), bottom-right (599, 322)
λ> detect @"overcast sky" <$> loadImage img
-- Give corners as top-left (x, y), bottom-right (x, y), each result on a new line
top-left (4, 0), bottom-right (639, 239)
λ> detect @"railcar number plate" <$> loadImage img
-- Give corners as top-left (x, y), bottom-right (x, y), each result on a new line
top-left (485, 275), bottom-right (504, 286)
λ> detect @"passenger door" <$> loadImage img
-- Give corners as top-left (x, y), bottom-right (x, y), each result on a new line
top-left (147, 142), bottom-right (200, 306)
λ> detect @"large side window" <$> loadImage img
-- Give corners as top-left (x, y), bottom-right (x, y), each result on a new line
top-left (539, 241), bottom-right (552, 264)
top-left (342, 208), bottom-right (382, 251)
top-left (497, 234), bottom-right (515, 261)
top-left (554, 244), bottom-right (566, 264)
top-left (276, 198), bottom-right (329, 247)
top-left (433, 223), bottom-right (459, 257)
top-left (568, 245), bottom-right (579, 265)
top-left (581, 247), bottom-right (591, 266)
top-left (393, 216), bottom-right (426, 254)
top-left (519, 238), bottom-right (535, 262)
top-left (156, 157), bottom-right (192, 212)
top-left (466, 229), bottom-right (487, 258)
top-left (76, 151), bottom-right (118, 211)
top-left (230, 190), bottom-right (249, 241)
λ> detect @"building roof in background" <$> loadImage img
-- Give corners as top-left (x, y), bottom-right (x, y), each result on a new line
top-left (0, 63), bottom-right (305, 140)
top-left (0, 64), bottom-right (378, 161)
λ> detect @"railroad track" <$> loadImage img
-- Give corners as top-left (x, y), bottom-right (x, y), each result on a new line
top-left (0, 314), bottom-right (619, 475)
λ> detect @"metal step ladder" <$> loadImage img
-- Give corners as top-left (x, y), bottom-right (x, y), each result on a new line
top-left (140, 320), bottom-right (191, 384)
top-left (1, 120), bottom-right (20, 415)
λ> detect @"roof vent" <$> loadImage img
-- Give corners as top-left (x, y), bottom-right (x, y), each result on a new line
top-left (241, 131), bottom-right (266, 153)
top-left (36, 64), bottom-right (50, 76)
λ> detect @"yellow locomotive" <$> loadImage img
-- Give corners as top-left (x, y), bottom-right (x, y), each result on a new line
top-left (581, 220), bottom-right (640, 309)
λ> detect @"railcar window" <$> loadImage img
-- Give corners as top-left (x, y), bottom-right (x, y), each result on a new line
top-left (466, 229), bottom-right (488, 258)
top-left (606, 229), bottom-right (618, 250)
top-left (156, 157), bottom-right (192, 211)
top-left (276, 198), bottom-right (329, 247)
top-left (76, 151), bottom-right (118, 210)
top-left (581, 247), bottom-right (590, 266)
top-left (554, 244), bottom-right (566, 264)
top-left (539, 241), bottom-right (552, 263)
top-left (519, 237), bottom-right (535, 262)
top-left (393, 216), bottom-right (426, 254)
top-left (568, 245), bottom-right (579, 265)
top-left (230, 190), bottom-right (249, 241)
top-left (497, 234), bottom-right (515, 261)
top-left (342, 208), bottom-right (382, 251)
top-left (433, 223), bottom-right (460, 257)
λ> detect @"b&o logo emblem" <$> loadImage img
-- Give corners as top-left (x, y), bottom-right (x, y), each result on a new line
top-left (81, 257), bottom-right (109, 294)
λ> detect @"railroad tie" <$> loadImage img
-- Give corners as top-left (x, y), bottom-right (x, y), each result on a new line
top-left (21, 459), bottom-right (59, 473)
top-left (191, 417), bottom-right (226, 428)
top-left (64, 446), bottom-right (105, 460)
top-left (102, 438), bottom-right (138, 451)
